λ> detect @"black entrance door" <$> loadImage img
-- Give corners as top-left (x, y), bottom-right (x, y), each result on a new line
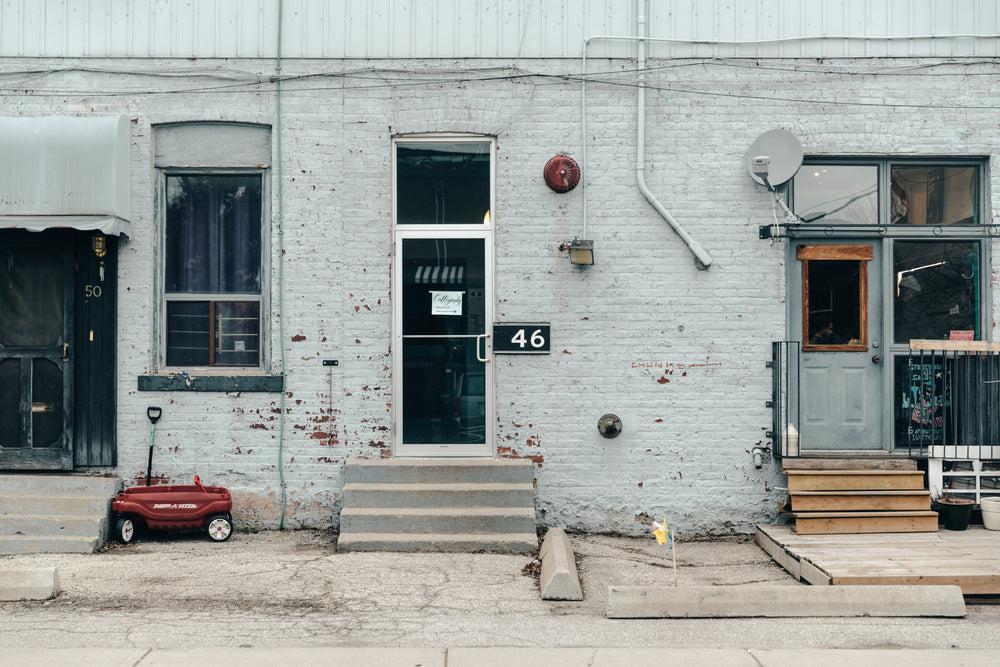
top-left (0, 238), bottom-right (74, 469)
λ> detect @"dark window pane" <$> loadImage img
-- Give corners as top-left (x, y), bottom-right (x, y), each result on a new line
top-left (894, 241), bottom-right (979, 343)
top-left (0, 359), bottom-right (19, 448)
top-left (215, 302), bottom-right (260, 366)
top-left (31, 358), bottom-right (62, 448)
top-left (793, 165), bottom-right (877, 225)
top-left (401, 238), bottom-right (485, 336)
top-left (165, 175), bottom-right (262, 294)
top-left (396, 142), bottom-right (491, 225)
top-left (402, 338), bottom-right (485, 444)
top-left (0, 247), bottom-right (64, 347)
top-left (891, 166), bottom-right (978, 226)
top-left (166, 301), bottom-right (211, 366)
top-left (805, 259), bottom-right (863, 348)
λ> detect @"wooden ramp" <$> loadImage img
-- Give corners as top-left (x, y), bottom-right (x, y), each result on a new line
top-left (757, 524), bottom-right (1000, 595)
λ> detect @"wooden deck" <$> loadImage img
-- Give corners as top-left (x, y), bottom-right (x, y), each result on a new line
top-left (756, 524), bottom-right (1000, 595)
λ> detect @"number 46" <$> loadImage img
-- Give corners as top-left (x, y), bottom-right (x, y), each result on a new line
top-left (511, 328), bottom-right (545, 349)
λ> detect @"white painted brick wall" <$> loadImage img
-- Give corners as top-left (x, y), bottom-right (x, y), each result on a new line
top-left (3, 55), bottom-right (999, 535)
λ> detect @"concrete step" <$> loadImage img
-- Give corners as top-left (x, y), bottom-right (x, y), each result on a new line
top-left (0, 493), bottom-right (113, 516)
top-left (0, 514), bottom-right (107, 538)
top-left (792, 511), bottom-right (940, 535)
top-left (0, 474), bottom-right (122, 495)
top-left (343, 482), bottom-right (535, 508)
top-left (344, 458), bottom-right (534, 485)
top-left (790, 490), bottom-right (932, 512)
top-left (786, 470), bottom-right (926, 492)
top-left (340, 507), bottom-right (537, 534)
top-left (0, 535), bottom-right (100, 554)
top-left (0, 474), bottom-right (122, 554)
top-left (337, 532), bottom-right (538, 553)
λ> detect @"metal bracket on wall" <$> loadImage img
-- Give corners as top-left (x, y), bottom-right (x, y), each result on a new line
top-left (322, 360), bottom-right (339, 367)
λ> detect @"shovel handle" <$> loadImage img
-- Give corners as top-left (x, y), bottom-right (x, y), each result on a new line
top-left (147, 406), bottom-right (162, 424)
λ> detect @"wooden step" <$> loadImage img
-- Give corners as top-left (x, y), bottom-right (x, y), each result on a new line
top-left (792, 511), bottom-right (939, 535)
top-left (781, 458), bottom-right (918, 471)
top-left (786, 470), bottom-right (925, 492)
top-left (789, 490), bottom-right (931, 512)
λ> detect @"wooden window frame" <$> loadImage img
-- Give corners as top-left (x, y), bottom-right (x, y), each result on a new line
top-left (799, 244), bottom-right (873, 352)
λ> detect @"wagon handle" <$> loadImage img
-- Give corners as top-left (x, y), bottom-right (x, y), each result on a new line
top-left (194, 475), bottom-right (206, 492)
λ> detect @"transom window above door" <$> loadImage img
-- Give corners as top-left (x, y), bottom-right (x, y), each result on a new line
top-left (793, 162), bottom-right (981, 228)
top-left (395, 140), bottom-right (492, 226)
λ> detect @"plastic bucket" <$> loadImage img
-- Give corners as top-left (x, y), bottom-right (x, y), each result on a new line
top-left (981, 497), bottom-right (1000, 531)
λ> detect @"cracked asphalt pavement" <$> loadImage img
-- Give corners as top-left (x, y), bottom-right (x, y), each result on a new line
top-left (2, 530), bottom-right (999, 650)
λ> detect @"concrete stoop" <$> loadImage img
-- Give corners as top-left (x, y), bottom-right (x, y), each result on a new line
top-left (0, 474), bottom-right (123, 554)
top-left (337, 459), bottom-right (537, 553)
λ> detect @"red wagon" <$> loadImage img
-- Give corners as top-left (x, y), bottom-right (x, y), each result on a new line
top-left (111, 475), bottom-right (233, 543)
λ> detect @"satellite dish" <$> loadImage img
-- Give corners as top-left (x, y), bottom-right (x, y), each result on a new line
top-left (746, 129), bottom-right (803, 187)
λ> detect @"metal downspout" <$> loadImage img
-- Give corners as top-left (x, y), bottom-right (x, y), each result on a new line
top-left (635, 3), bottom-right (712, 270)
top-left (276, 0), bottom-right (288, 529)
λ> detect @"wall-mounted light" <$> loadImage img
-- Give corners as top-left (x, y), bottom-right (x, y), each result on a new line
top-left (568, 239), bottom-right (594, 266)
top-left (92, 234), bottom-right (107, 258)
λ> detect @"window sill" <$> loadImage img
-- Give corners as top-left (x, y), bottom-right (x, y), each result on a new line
top-left (137, 374), bottom-right (283, 392)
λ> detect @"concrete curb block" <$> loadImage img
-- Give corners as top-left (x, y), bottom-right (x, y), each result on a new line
top-left (539, 527), bottom-right (583, 600)
top-left (0, 568), bottom-right (60, 601)
top-left (607, 585), bottom-right (966, 618)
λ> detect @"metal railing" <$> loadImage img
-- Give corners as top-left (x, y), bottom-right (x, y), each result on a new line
top-left (767, 341), bottom-right (800, 459)
top-left (902, 344), bottom-right (1000, 460)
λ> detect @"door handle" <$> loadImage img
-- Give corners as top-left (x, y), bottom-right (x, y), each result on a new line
top-left (872, 355), bottom-right (881, 364)
top-left (476, 333), bottom-right (489, 363)
top-left (62, 343), bottom-right (69, 362)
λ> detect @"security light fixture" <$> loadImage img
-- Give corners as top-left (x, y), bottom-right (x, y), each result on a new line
top-left (568, 239), bottom-right (594, 266)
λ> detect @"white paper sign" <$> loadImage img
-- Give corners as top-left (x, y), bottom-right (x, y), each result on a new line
top-left (431, 291), bottom-right (463, 316)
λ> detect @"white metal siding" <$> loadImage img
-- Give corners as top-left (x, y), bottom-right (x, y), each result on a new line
top-left (1, 0), bottom-right (998, 59)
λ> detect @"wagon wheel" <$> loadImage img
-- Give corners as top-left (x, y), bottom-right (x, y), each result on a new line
top-left (206, 515), bottom-right (233, 542)
top-left (116, 517), bottom-right (135, 543)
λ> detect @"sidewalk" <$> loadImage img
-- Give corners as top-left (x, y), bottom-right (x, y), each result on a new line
top-left (5, 647), bottom-right (1000, 667)
top-left (1, 530), bottom-right (999, 657)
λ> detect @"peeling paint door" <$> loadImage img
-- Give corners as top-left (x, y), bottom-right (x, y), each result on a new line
top-left (0, 236), bottom-right (74, 469)
top-left (393, 232), bottom-right (494, 457)
top-left (790, 241), bottom-right (886, 451)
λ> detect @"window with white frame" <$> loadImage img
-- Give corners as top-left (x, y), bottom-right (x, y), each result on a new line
top-left (154, 123), bottom-right (270, 369)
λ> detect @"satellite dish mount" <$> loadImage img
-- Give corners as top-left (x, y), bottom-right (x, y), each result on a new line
top-left (745, 129), bottom-right (803, 239)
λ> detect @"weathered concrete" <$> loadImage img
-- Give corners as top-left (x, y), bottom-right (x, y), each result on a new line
top-left (539, 527), bottom-right (583, 600)
top-left (0, 568), bottom-right (59, 601)
top-left (606, 584), bottom-right (967, 618)
top-left (5, 647), bottom-right (1000, 667)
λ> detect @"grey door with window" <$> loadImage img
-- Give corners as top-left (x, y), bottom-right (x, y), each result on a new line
top-left (0, 239), bottom-right (74, 469)
top-left (791, 242), bottom-right (884, 450)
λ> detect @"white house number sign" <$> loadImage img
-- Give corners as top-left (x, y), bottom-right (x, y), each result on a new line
top-left (493, 323), bottom-right (550, 354)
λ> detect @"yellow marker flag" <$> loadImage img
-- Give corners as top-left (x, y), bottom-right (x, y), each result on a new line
top-left (652, 517), bottom-right (669, 546)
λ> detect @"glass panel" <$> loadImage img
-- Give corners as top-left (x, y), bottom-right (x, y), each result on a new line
top-left (804, 259), bottom-right (864, 349)
top-left (402, 338), bottom-right (485, 444)
top-left (793, 165), bottom-right (877, 225)
top-left (31, 358), bottom-right (62, 448)
top-left (0, 359), bottom-right (19, 448)
top-left (402, 239), bottom-right (486, 336)
top-left (396, 142), bottom-right (491, 225)
top-left (894, 355), bottom-right (950, 446)
top-left (165, 175), bottom-right (262, 294)
top-left (215, 301), bottom-right (260, 366)
top-left (0, 247), bottom-right (64, 347)
top-left (166, 301), bottom-right (211, 366)
top-left (893, 241), bottom-right (979, 343)
top-left (891, 166), bottom-right (978, 226)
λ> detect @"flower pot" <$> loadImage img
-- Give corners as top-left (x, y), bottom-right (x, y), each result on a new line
top-left (938, 499), bottom-right (974, 531)
top-left (981, 497), bottom-right (1000, 531)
